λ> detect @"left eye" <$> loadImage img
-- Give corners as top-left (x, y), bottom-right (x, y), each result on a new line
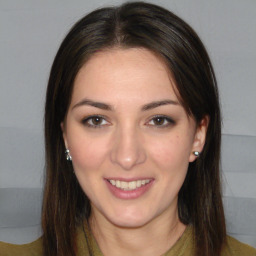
top-left (147, 116), bottom-right (174, 127)
top-left (82, 115), bottom-right (109, 128)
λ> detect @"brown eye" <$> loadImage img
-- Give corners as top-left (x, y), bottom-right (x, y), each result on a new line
top-left (82, 115), bottom-right (109, 128)
top-left (147, 115), bottom-right (175, 128)
top-left (153, 117), bottom-right (165, 126)
top-left (91, 116), bottom-right (103, 125)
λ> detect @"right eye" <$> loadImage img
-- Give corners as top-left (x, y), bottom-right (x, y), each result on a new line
top-left (146, 115), bottom-right (175, 128)
top-left (82, 115), bottom-right (110, 128)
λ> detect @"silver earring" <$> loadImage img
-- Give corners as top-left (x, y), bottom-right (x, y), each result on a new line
top-left (65, 149), bottom-right (72, 161)
top-left (193, 151), bottom-right (200, 157)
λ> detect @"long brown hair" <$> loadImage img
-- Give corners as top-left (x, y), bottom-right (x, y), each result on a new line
top-left (43, 2), bottom-right (226, 255)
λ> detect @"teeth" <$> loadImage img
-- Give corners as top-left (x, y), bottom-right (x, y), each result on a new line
top-left (108, 179), bottom-right (151, 190)
top-left (136, 180), bottom-right (142, 188)
top-left (121, 181), bottom-right (128, 189)
top-left (129, 181), bottom-right (136, 190)
top-left (116, 180), bottom-right (121, 188)
top-left (110, 180), bottom-right (116, 186)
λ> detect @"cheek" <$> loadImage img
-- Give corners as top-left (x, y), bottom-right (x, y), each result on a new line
top-left (148, 132), bottom-right (194, 179)
top-left (150, 135), bottom-right (191, 163)
top-left (67, 133), bottom-right (109, 172)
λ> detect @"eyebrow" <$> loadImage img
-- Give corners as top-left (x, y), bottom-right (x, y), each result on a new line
top-left (141, 99), bottom-right (179, 111)
top-left (72, 98), bottom-right (179, 111)
top-left (72, 99), bottom-right (113, 111)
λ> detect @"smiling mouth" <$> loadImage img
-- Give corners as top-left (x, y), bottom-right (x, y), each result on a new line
top-left (107, 179), bottom-right (151, 191)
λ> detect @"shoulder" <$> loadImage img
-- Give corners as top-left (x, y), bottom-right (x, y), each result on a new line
top-left (76, 224), bottom-right (103, 256)
top-left (0, 237), bottom-right (43, 256)
top-left (222, 235), bottom-right (256, 256)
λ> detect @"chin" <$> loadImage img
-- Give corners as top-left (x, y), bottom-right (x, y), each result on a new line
top-left (112, 219), bottom-right (149, 229)
top-left (106, 210), bottom-right (153, 229)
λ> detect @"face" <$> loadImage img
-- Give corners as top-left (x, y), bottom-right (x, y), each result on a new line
top-left (62, 48), bottom-right (207, 228)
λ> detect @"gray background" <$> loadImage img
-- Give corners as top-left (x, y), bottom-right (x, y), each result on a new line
top-left (0, 0), bottom-right (256, 248)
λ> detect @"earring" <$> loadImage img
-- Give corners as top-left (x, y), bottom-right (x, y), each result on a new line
top-left (65, 149), bottom-right (72, 161)
top-left (193, 151), bottom-right (200, 157)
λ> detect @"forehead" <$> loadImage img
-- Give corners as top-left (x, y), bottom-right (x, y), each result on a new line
top-left (71, 48), bottom-right (179, 105)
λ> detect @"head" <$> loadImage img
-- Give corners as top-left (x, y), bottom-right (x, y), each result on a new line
top-left (43, 2), bottom-right (224, 256)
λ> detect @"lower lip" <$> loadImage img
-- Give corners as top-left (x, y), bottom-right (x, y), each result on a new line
top-left (105, 179), bottom-right (154, 200)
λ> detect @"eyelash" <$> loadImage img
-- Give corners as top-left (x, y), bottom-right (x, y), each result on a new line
top-left (81, 115), bottom-right (110, 128)
top-left (146, 115), bottom-right (175, 128)
top-left (81, 115), bottom-right (175, 129)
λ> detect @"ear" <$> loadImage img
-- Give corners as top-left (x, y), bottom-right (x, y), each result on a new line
top-left (61, 122), bottom-right (68, 149)
top-left (189, 116), bottom-right (209, 162)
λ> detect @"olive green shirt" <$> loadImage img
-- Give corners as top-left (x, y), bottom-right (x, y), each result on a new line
top-left (1, 225), bottom-right (256, 256)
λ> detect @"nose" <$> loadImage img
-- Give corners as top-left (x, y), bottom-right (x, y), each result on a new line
top-left (110, 124), bottom-right (146, 170)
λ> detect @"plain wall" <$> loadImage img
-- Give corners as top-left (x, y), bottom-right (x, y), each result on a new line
top-left (0, 0), bottom-right (256, 247)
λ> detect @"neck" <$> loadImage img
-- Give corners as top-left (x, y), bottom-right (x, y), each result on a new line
top-left (89, 208), bottom-right (186, 256)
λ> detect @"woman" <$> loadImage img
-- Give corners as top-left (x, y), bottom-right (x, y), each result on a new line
top-left (1, 2), bottom-right (255, 256)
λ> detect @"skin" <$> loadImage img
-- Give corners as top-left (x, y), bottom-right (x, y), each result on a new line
top-left (62, 48), bottom-right (208, 256)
